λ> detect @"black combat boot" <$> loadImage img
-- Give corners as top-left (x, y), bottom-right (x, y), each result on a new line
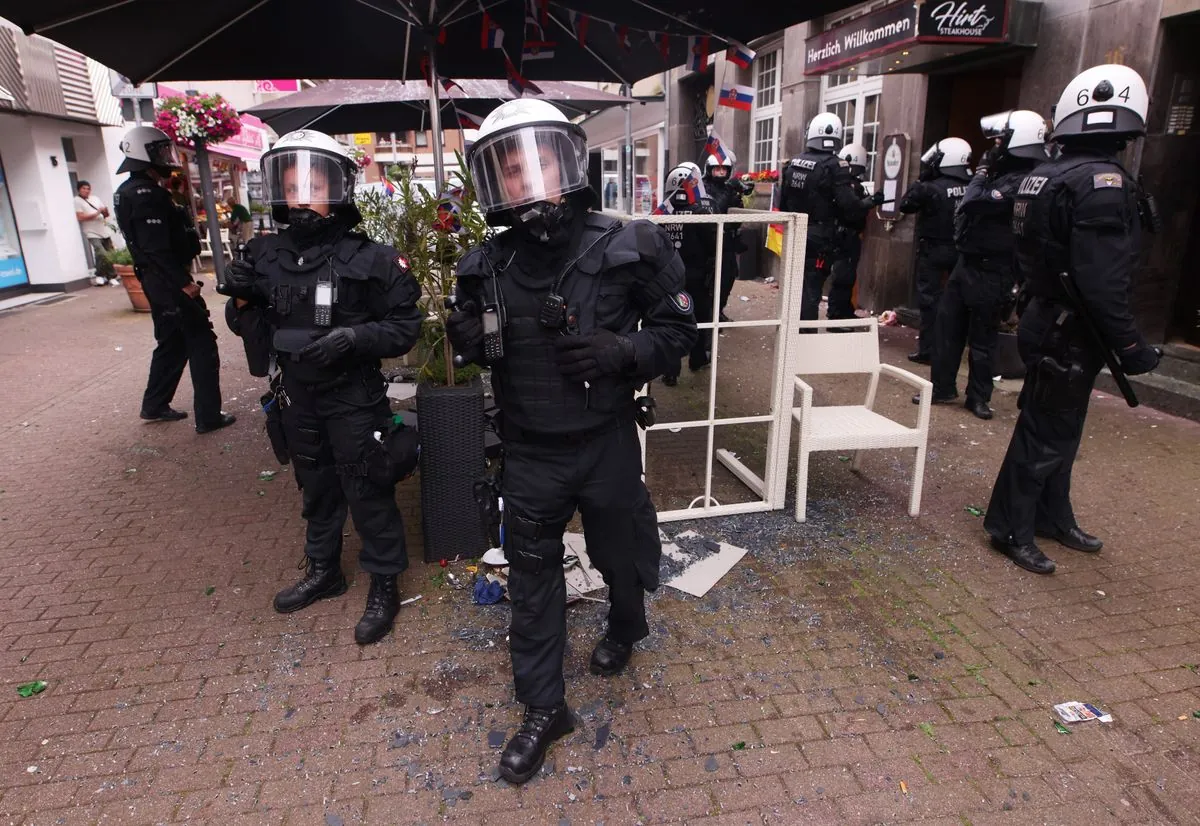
top-left (273, 557), bottom-right (348, 614)
top-left (589, 636), bottom-right (633, 677)
top-left (498, 703), bottom-right (574, 784)
top-left (354, 574), bottom-right (399, 645)
top-left (990, 535), bottom-right (1056, 575)
top-left (1036, 525), bottom-right (1103, 553)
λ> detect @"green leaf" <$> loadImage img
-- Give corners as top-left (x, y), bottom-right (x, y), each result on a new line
top-left (731, 741), bottom-right (746, 750)
top-left (205, 586), bottom-right (215, 596)
top-left (917, 722), bottom-right (935, 738)
top-left (16, 681), bottom-right (47, 697)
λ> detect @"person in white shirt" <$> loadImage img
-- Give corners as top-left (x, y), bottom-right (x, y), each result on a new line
top-left (74, 181), bottom-right (115, 285)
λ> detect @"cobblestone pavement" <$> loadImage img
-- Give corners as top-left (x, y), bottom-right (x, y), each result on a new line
top-left (1, 280), bottom-right (1198, 826)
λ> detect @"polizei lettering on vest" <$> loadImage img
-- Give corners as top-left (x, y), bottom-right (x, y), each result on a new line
top-left (844, 17), bottom-right (912, 50)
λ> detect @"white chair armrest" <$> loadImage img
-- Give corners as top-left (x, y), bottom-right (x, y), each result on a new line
top-left (879, 363), bottom-right (933, 391)
top-left (793, 376), bottom-right (814, 408)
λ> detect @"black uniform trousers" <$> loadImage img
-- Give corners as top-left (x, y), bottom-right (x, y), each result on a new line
top-left (984, 305), bottom-right (1103, 546)
top-left (913, 241), bottom-right (957, 358)
top-left (931, 256), bottom-right (1013, 403)
top-left (828, 233), bottom-right (862, 321)
top-left (800, 228), bottom-right (838, 323)
top-left (502, 419), bottom-right (652, 707)
top-left (142, 293), bottom-right (222, 424)
top-left (718, 241), bottom-right (740, 312)
top-left (280, 369), bottom-right (408, 576)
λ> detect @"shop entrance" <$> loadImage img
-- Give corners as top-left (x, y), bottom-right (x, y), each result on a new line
top-left (922, 58), bottom-right (1025, 168)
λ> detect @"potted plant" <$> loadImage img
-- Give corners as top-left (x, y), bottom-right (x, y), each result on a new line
top-left (355, 156), bottom-right (495, 561)
top-left (101, 247), bottom-right (150, 312)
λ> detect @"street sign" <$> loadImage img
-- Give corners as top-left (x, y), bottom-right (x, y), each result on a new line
top-left (108, 70), bottom-right (157, 99)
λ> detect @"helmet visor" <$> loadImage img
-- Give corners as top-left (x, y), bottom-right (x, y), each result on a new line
top-left (980, 111), bottom-right (1012, 139)
top-left (262, 149), bottom-right (350, 207)
top-left (147, 139), bottom-right (181, 169)
top-left (469, 125), bottom-right (587, 213)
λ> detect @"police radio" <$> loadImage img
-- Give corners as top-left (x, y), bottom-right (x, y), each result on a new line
top-left (1137, 178), bottom-right (1162, 234)
top-left (539, 292), bottom-right (566, 329)
top-left (481, 303), bottom-right (504, 362)
top-left (314, 270), bottom-right (334, 327)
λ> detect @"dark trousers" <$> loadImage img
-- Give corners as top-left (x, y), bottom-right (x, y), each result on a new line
top-left (502, 421), bottom-right (651, 707)
top-left (142, 295), bottom-right (222, 424)
top-left (582, 477), bottom-right (661, 633)
top-left (718, 245), bottom-right (740, 311)
top-left (930, 257), bottom-right (1013, 403)
top-left (913, 241), bottom-right (957, 358)
top-left (827, 234), bottom-right (862, 321)
top-left (984, 308), bottom-right (1102, 545)
top-left (281, 370), bottom-right (408, 575)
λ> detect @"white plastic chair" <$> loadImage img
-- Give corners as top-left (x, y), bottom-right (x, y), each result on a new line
top-left (791, 317), bottom-right (932, 522)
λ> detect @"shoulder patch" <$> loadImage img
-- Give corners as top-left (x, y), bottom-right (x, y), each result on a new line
top-left (667, 291), bottom-right (693, 315)
top-left (837, 158), bottom-right (849, 168)
top-left (1093, 172), bottom-right (1123, 190)
top-left (990, 189), bottom-right (1005, 200)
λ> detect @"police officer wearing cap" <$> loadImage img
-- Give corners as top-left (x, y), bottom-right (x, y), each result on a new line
top-left (661, 162), bottom-right (718, 384)
top-left (985, 66), bottom-right (1161, 575)
top-left (702, 152), bottom-right (752, 321)
top-left (780, 112), bottom-right (867, 322)
top-left (899, 138), bottom-right (972, 363)
top-left (928, 111), bottom-right (1047, 420)
top-left (218, 129), bottom-right (424, 644)
top-left (113, 126), bottom-right (235, 432)
top-left (444, 99), bottom-right (696, 784)
top-left (829, 143), bottom-right (885, 323)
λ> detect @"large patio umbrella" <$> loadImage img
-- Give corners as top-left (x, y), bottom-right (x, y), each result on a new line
top-left (3, 0), bottom-right (844, 279)
top-left (246, 78), bottom-right (636, 137)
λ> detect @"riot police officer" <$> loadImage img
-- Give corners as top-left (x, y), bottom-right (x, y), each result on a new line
top-left (661, 162), bottom-right (717, 384)
top-left (444, 99), bottom-right (696, 784)
top-left (899, 137), bottom-right (972, 363)
top-left (829, 143), bottom-right (885, 323)
top-left (114, 126), bottom-right (234, 432)
top-left (702, 152), bottom-right (752, 321)
top-left (985, 66), bottom-right (1161, 574)
top-left (779, 112), bottom-right (864, 321)
top-left (218, 130), bottom-right (424, 644)
top-left (929, 111), bottom-right (1047, 419)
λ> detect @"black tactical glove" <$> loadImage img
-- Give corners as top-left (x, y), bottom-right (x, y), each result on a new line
top-left (554, 329), bottom-right (636, 382)
top-left (446, 310), bottom-right (484, 359)
top-left (1120, 343), bottom-right (1161, 376)
top-left (216, 259), bottom-right (264, 302)
top-left (918, 164), bottom-right (935, 182)
top-left (870, 191), bottom-right (886, 206)
top-left (300, 327), bottom-right (357, 368)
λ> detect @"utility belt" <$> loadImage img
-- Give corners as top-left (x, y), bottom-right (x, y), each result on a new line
top-left (500, 408), bottom-right (635, 447)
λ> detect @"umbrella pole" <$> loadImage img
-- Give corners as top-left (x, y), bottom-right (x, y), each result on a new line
top-left (194, 140), bottom-right (226, 287)
top-left (427, 50), bottom-right (446, 191)
top-left (623, 83), bottom-right (633, 214)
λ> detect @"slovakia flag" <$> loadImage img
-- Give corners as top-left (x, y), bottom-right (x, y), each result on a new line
top-left (727, 42), bottom-right (757, 69)
top-left (718, 84), bottom-right (754, 112)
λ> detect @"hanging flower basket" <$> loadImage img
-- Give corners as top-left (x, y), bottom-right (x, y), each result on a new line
top-left (155, 94), bottom-right (242, 148)
top-left (346, 145), bottom-right (373, 170)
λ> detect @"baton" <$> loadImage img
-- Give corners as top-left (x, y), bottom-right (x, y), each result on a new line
top-left (1057, 272), bottom-right (1139, 408)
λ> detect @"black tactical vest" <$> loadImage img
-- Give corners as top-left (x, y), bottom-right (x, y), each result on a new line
top-left (460, 214), bottom-right (640, 435)
top-left (917, 176), bottom-right (968, 242)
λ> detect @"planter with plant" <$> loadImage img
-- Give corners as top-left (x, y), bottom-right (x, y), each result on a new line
top-left (355, 157), bottom-right (496, 561)
top-left (100, 247), bottom-right (150, 312)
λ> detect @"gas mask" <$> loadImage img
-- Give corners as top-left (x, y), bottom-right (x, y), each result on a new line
top-left (513, 200), bottom-right (570, 242)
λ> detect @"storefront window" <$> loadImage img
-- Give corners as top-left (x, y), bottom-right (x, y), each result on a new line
top-left (0, 155), bottom-right (30, 290)
top-left (634, 132), bottom-right (659, 214)
top-left (752, 49), bottom-right (782, 172)
top-left (823, 72), bottom-right (883, 185)
top-left (602, 148), bottom-right (619, 210)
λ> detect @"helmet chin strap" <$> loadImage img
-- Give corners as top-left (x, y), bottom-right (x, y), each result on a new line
top-left (514, 199), bottom-right (569, 242)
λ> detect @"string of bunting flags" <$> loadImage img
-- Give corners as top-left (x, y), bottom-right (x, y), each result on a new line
top-left (472, 0), bottom-right (759, 98)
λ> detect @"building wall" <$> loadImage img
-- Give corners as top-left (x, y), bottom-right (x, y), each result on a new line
top-left (0, 114), bottom-right (109, 289)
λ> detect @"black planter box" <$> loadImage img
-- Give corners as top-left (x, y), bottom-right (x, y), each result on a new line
top-left (416, 381), bottom-right (488, 562)
top-left (995, 331), bottom-right (1025, 380)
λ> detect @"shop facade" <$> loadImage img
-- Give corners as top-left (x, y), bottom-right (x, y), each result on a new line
top-left (0, 20), bottom-right (124, 295)
top-left (660, 0), bottom-right (1200, 346)
top-left (579, 99), bottom-right (667, 214)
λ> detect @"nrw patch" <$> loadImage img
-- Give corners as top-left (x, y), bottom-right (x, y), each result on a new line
top-left (668, 291), bottom-right (693, 314)
top-left (1093, 172), bottom-right (1123, 190)
top-left (395, 255), bottom-right (410, 271)
top-left (990, 189), bottom-right (1005, 200)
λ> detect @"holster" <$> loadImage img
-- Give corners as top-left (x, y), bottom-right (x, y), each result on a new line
top-left (260, 385), bottom-right (290, 466)
top-left (1031, 355), bottom-right (1089, 412)
top-left (504, 511), bottom-right (569, 574)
